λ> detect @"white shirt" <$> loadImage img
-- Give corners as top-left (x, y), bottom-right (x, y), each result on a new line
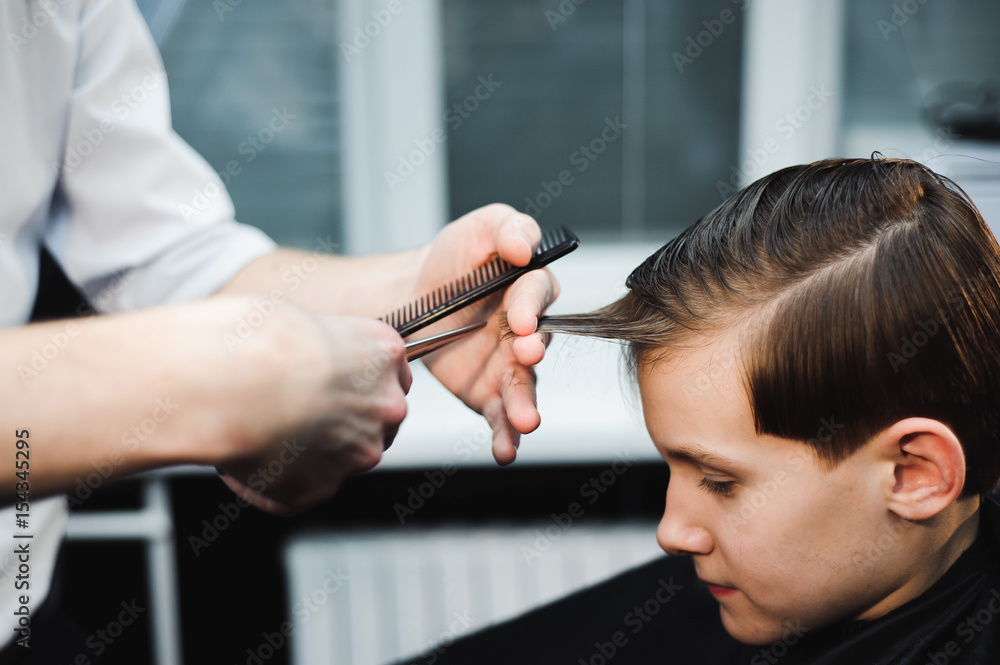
top-left (1, 0), bottom-right (277, 646)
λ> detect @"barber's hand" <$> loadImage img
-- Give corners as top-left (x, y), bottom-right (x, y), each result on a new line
top-left (217, 314), bottom-right (411, 515)
top-left (413, 203), bottom-right (560, 465)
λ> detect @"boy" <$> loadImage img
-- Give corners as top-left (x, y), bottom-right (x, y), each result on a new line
top-left (419, 157), bottom-right (1000, 664)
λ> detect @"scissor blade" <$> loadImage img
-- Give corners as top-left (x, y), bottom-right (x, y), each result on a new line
top-left (405, 321), bottom-right (488, 361)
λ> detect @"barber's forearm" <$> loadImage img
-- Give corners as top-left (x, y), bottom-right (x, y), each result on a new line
top-left (1, 298), bottom-right (286, 502)
top-left (215, 246), bottom-right (431, 318)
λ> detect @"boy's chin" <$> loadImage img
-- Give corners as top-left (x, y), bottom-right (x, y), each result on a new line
top-left (719, 605), bottom-right (797, 647)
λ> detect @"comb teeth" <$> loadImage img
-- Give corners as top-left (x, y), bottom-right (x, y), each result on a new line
top-left (380, 225), bottom-right (579, 335)
top-left (540, 226), bottom-right (567, 250)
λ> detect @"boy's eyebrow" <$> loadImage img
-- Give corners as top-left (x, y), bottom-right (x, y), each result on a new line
top-left (660, 441), bottom-right (748, 473)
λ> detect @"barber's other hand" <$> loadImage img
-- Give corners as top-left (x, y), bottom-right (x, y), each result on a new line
top-left (413, 203), bottom-right (560, 465)
top-left (217, 311), bottom-right (410, 515)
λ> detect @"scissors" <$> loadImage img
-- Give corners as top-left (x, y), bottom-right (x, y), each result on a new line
top-left (404, 321), bottom-right (488, 361)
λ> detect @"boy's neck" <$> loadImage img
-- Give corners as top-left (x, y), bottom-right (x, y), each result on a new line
top-left (861, 496), bottom-right (982, 622)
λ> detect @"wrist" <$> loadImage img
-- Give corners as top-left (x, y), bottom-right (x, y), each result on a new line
top-left (195, 297), bottom-right (331, 467)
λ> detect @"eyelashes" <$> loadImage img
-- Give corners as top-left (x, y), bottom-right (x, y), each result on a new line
top-left (698, 476), bottom-right (736, 497)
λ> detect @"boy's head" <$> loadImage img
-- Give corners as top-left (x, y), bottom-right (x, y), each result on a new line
top-left (535, 157), bottom-right (1000, 643)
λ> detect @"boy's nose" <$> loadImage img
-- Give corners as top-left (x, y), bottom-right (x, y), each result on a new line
top-left (656, 488), bottom-right (714, 556)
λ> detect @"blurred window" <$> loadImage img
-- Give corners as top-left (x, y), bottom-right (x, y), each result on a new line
top-left (149, 0), bottom-right (743, 249)
top-left (842, 0), bottom-right (1000, 144)
top-left (839, 0), bottom-right (1000, 233)
top-left (157, 0), bottom-right (345, 250)
top-left (441, 0), bottom-right (743, 243)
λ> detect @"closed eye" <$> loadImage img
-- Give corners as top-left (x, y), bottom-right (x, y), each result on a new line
top-left (698, 476), bottom-right (736, 497)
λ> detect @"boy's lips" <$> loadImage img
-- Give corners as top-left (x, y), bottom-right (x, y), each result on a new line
top-left (701, 579), bottom-right (738, 597)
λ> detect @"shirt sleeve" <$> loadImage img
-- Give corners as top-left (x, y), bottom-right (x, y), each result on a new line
top-left (44, 0), bottom-right (277, 312)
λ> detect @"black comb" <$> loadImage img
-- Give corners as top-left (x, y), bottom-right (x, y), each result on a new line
top-left (382, 225), bottom-right (579, 337)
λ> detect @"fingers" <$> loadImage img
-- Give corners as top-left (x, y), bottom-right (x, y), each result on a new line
top-left (499, 364), bottom-right (541, 434)
top-left (504, 268), bottom-right (561, 336)
top-left (218, 473), bottom-right (296, 516)
top-left (480, 204), bottom-right (541, 267)
top-left (391, 341), bottom-right (413, 395)
top-left (361, 321), bottom-right (410, 443)
top-left (487, 362), bottom-right (541, 464)
top-left (510, 333), bottom-right (549, 366)
top-left (484, 398), bottom-right (518, 466)
top-left (367, 319), bottom-right (412, 396)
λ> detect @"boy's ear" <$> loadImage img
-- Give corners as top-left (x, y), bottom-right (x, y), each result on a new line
top-left (876, 418), bottom-right (966, 521)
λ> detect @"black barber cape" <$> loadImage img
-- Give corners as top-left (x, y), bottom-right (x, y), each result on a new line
top-left (406, 498), bottom-right (1000, 664)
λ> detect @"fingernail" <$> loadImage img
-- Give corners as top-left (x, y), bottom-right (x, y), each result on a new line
top-left (511, 214), bottom-right (528, 229)
top-left (515, 231), bottom-right (532, 253)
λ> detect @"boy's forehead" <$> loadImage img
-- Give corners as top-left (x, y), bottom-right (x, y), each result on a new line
top-left (638, 337), bottom-right (756, 443)
top-left (637, 336), bottom-right (828, 473)
top-left (637, 333), bottom-right (746, 399)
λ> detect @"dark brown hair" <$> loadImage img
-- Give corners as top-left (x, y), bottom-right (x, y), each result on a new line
top-left (531, 157), bottom-right (1000, 495)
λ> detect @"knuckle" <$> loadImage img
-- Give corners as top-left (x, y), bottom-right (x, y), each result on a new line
top-left (378, 392), bottom-right (408, 425)
top-left (484, 202), bottom-right (517, 218)
top-left (356, 444), bottom-right (383, 472)
top-left (382, 338), bottom-right (406, 363)
top-left (372, 319), bottom-right (404, 344)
